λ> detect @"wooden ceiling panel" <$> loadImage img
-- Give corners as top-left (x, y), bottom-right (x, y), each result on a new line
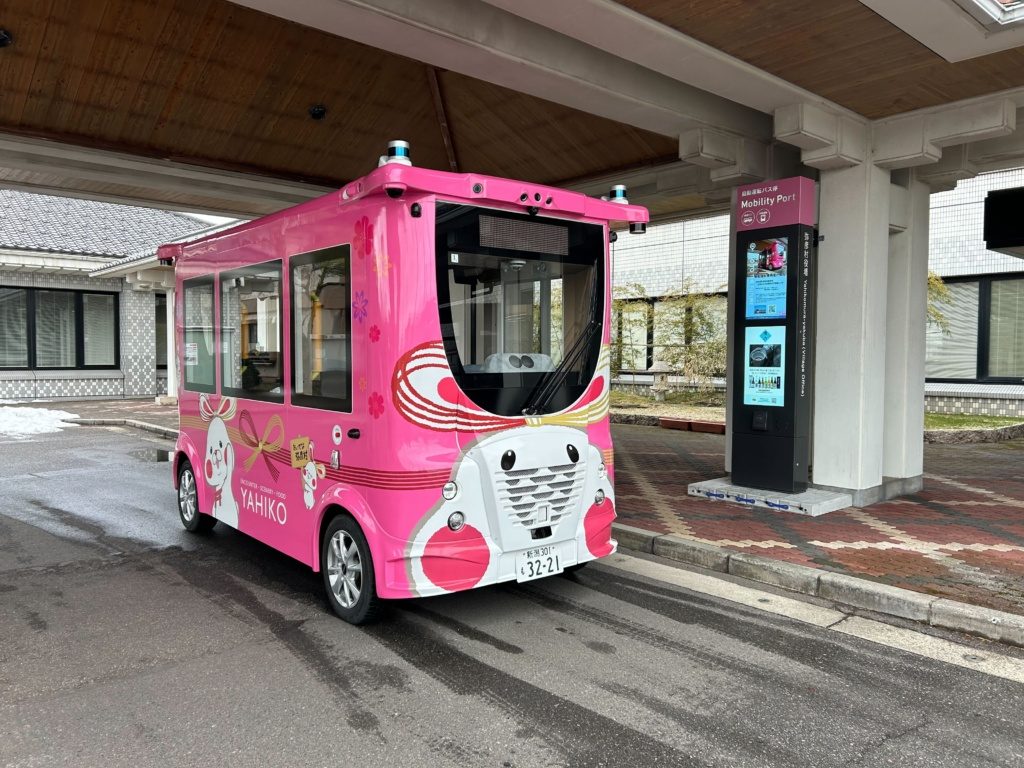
top-left (615, 0), bottom-right (1024, 118)
top-left (439, 71), bottom-right (677, 184)
top-left (0, 0), bottom-right (676, 193)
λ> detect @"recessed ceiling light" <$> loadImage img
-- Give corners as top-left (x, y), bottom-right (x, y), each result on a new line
top-left (308, 104), bottom-right (327, 121)
top-left (0, 30), bottom-right (13, 48)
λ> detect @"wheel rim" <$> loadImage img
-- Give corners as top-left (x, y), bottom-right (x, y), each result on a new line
top-left (326, 531), bottom-right (363, 609)
top-left (179, 468), bottom-right (197, 523)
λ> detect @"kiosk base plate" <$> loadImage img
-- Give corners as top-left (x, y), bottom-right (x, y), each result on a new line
top-left (687, 477), bottom-right (852, 517)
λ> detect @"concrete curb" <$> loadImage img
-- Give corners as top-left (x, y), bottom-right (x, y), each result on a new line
top-left (612, 413), bottom-right (1024, 444)
top-left (924, 422), bottom-right (1024, 444)
top-left (70, 418), bottom-right (180, 440)
top-left (609, 413), bottom-right (661, 427)
top-left (612, 522), bottom-right (1024, 648)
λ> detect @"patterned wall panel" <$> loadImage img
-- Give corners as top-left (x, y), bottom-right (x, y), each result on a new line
top-left (0, 268), bottom-right (159, 400)
top-left (121, 287), bottom-right (157, 397)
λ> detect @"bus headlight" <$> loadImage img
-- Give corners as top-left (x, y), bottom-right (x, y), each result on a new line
top-left (594, 489), bottom-right (606, 505)
top-left (442, 481), bottom-right (459, 500)
top-left (447, 511), bottom-right (466, 531)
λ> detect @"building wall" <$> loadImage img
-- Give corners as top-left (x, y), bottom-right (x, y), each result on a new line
top-left (929, 168), bottom-right (1024, 278)
top-left (121, 288), bottom-right (156, 397)
top-left (613, 168), bottom-right (1024, 297)
top-left (0, 270), bottom-right (161, 400)
top-left (611, 215), bottom-right (729, 297)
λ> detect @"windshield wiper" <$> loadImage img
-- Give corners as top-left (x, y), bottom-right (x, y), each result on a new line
top-left (521, 318), bottom-right (600, 416)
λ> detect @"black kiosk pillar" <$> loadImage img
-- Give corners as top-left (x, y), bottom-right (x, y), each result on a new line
top-left (731, 177), bottom-right (817, 494)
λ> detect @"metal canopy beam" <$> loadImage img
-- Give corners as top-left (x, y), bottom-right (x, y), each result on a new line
top-left (225, 0), bottom-right (772, 142)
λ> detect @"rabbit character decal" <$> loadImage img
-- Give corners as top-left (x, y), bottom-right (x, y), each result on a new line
top-left (301, 459), bottom-right (327, 510)
top-left (300, 442), bottom-right (327, 511)
top-left (199, 395), bottom-right (239, 527)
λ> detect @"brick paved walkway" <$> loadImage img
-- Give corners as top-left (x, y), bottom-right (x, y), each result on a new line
top-left (27, 400), bottom-right (1024, 616)
top-left (612, 424), bottom-right (1024, 616)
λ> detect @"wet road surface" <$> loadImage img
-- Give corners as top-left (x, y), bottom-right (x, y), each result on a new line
top-left (2, 426), bottom-right (1023, 767)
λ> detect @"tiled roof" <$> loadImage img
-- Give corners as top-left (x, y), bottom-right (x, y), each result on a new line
top-left (90, 219), bottom-right (241, 276)
top-left (0, 190), bottom-right (208, 258)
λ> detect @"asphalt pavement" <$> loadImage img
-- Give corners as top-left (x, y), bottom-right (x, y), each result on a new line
top-left (2, 425), bottom-right (1023, 767)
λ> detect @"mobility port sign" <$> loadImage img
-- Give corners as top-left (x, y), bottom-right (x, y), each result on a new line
top-left (731, 177), bottom-right (817, 494)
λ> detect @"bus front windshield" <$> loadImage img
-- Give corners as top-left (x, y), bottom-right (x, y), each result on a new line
top-left (436, 203), bottom-right (605, 417)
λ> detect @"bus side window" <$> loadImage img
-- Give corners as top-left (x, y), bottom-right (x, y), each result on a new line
top-left (219, 260), bottom-right (285, 402)
top-left (290, 245), bottom-right (352, 412)
top-left (182, 276), bottom-right (216, 394)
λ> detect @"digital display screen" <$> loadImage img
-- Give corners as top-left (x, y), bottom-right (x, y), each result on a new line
top-left (743, 325), bottom-right (785, 407)
top-left (744, 237), bottom-right (788, 321)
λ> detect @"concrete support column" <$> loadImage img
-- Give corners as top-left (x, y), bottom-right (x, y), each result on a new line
top-left (165, 284), bottom-right (178, 400)
top-left (812, 158), bottom-right (892, 502)
top-left (724, 187), bottom-right (738, 473)
top-left (882, 173), bottom-right (930, 486)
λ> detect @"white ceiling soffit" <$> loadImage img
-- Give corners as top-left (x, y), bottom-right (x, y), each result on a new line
top-left (860, 0), bottom-right (1024, 62)
top-left (0, 134), bottom-right (332, 216)
top-left (479, 0), bottom-right (861, 119)
top-left (225, 0), bottom-right (773, 140)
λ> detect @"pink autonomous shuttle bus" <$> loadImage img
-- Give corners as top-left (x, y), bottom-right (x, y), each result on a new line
top-left (167, 142), bottom-right (649, 623)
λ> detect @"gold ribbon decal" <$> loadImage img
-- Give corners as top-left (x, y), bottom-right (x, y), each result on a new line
top-left (239, 410), bottom-right (285, 481)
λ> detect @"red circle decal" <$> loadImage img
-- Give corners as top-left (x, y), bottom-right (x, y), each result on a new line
top-left (421, 524), bottom-right (489, 590)
top-left (584, 499), bottom-right (616, 557)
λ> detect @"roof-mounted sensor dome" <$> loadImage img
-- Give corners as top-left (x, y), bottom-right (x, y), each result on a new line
top-left (379, 140), bottom-right (412, 167)
top-left (608, 184), bottom-right (628, 204)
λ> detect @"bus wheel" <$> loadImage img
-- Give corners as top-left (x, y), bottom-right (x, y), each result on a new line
top-left (322, 515), bottom-right (381, 625)
top-left (178, 459), bottom-right (216, 533)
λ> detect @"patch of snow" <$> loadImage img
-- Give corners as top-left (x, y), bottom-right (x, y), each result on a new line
top-left (0, 407), bottom-right (79, 437)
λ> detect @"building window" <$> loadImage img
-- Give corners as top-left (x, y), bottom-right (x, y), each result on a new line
top-left (291, 246), bottom-right (351, 411)
top-left (82, 293), bottom-right (116, 367)
top-left (989, 278), bottom-right (1024, 378)
top-left (926, 281), bottom-right (980, 380)
top-left (0, 288), bottom-right (28, 368)
top-left (155, 293), bottom-right (167, 369)
top-left (35, 290), bottom-right (76, 368)
top-left (613, 300), bottom-right (652, 372)
top-left (0, 287), bottom-right (118, 370)
top-left (183, 277), bottom-right (216, 393)
top-left (220, 261), bottom-right (284, 402)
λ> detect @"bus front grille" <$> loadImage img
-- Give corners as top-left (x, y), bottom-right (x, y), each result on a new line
top-left (496, 462), bottom-right (585, 529)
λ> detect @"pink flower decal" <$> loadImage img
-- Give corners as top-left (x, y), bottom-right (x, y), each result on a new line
top-left (368, 392), bottom-right (385, 419)
top-left (368, 324), bottom-right (381, 343)
top-left (353, 216), bottom-right (374, 259)
top-left (353, 290), bottom-right (368, 324)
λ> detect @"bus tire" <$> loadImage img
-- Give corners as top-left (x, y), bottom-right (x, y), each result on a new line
top-left (321, 514), bottom-right (381, 625)
top-left (177, 459), bottom-right (217, 533)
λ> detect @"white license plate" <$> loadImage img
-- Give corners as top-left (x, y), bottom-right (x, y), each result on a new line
top-left (515, 543), bottom-right (565, 582)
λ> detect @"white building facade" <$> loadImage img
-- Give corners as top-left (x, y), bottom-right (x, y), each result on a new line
top-left (0, 191), bottom-right (210, 400)
top-left (611, 169), bottom-right (1024, 416)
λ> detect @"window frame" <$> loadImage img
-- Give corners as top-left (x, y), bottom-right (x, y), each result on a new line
top-left (289, 245), bottom-right (353, 413)
top-left (0, 286), bottom-right (31, 370)
top-left (0, 286), bottom-right (119, 371)
top-left (182, 275), bottom-right (218, 395)
top-left (218, 259), bottom-right (285, 403)
top-left (925, 272), bottom-right (1024, 385)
